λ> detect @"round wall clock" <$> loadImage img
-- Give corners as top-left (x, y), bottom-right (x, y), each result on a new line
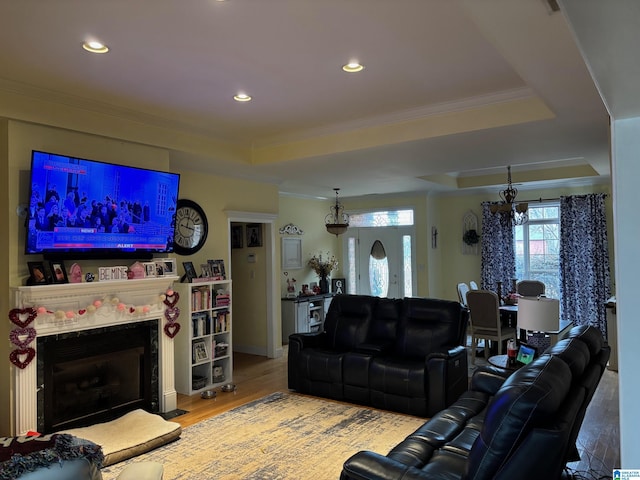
top-left (173, 199), bottom-right (208, 255)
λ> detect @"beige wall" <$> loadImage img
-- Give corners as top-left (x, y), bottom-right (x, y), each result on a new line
top-left (436, 184), bottom-right (613, 303)
top-left (286, 185), bottom-right (614, 304)
top-left (0, 119), bottom-right (278, 435)
top-left (0, 115), bottom-right (614, 436)
top-left (277, 195), bottom-right (339, 295)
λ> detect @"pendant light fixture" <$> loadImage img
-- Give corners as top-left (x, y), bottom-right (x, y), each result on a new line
top-left (325, 188), bottom-right (350, 236)
top-left (490, 166), bottom-right (528, 226)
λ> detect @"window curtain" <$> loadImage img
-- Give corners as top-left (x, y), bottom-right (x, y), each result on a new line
top-left (559, 194), bottom-right (611, 336)
top-left (480, 202), bottom-right (516, 296)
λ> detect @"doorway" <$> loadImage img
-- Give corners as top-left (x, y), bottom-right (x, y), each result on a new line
top-left (226, 211), bottom-right (280, 359)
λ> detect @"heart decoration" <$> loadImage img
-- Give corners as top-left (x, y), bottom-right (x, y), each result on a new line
top-left (78, 309), bottom-right (87, 316)
top-left (8, 308), bottom-right (37, 328)
top-left (164, 307), bottom-right (181, 323)
top-left (130, 307), bottom-right (136, 314)
top-left (9, 348), bottom-right (36, 369)
top-left (9, 327), bottom-right (37, 349)
top-left (163, 322), bottom-right (181, 339)
top-left (163, 291), bottom-right (180, 308)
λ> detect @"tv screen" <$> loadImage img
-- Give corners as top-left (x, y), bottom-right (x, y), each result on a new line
top-left (26, 150), bottom-right (180, 259)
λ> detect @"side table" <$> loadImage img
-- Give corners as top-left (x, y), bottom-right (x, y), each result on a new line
top-left (488, 354), bottom-right (520, 371)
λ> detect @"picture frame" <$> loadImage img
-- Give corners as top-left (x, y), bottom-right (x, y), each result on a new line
top-left (163, 258), bottom-right (177, 276)
top-left (246, 223), bottom-right (263, 247)
top-left (143, 261), bottom-right (156, 278)
top-left (331, 277), bottom-right (346, 294)
top-left (49, 261), bottom-right (68, 284)
top-left (183, 261), bottom-right (197, 282)
top-left (28, 261), bottom-right (49, 285)
top-left (200, 263), bottom-right (212, 278)
top-left (208, 259), bottom-right (226, 280)
top-left (215, 259), bottom-right (226, 279)
top-left (282, 237), bottom-right (303, 269)
top-left (192, 339), bottom-right (209, 363)
top-left (231, 225), bottom-right (243, 249)
top-left (154, 260), bottom-right (165, 277)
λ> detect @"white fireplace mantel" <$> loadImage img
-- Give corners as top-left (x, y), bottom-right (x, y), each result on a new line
top-left (11, 276), bottom-right (180, 435)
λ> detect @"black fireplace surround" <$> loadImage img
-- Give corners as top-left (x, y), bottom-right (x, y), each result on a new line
top-left (37, 320), bottom-right (159, 433)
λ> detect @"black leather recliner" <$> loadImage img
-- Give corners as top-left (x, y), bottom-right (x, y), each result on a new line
top-left (288, 294), bottom-right (469, 417)
top-left (340, 325), bottom-right (610, 480)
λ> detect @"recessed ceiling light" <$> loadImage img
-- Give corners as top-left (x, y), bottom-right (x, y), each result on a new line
top-left (233, 93), bottom-right (252, 102)
top-left (82, 41), bottom-right (109, 54)
top-left (342, 62), bottom-right (364, 73)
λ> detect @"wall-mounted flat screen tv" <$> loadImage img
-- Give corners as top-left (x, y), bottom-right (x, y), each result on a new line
top-left (26, 150), bottom-right (180, 259)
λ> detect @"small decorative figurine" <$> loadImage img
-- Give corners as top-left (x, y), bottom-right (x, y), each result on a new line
top-left (69, 263), bottom-right (83, 283)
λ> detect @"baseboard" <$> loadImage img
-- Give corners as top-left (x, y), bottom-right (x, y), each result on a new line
top-left (233, 344), bottom-right (267, 356)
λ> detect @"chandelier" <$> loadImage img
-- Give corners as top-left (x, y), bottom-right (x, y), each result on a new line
top-left (489, 166), bottom-right (528, 226)
top-left (325, 188), bottom-right (350, 236)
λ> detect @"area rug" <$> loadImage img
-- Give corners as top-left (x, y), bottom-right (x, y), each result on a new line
top-left (100, 392), bottom-right (425, 480)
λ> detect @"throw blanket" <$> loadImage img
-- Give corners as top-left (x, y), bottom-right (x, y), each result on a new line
top-left (0, 434), bottom-right (104, 480)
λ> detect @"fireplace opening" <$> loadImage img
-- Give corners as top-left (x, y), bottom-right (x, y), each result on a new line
top-left (37, 321), bottom-right (159, 433)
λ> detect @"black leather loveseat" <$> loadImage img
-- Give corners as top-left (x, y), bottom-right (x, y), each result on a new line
top-left (288, 294), bottom-right (469, 417)
top-left (340, 325), bottom-right (610, 480)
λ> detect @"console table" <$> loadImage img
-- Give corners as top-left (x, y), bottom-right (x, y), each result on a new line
top-left (281, 293), bottom-right (334, 343)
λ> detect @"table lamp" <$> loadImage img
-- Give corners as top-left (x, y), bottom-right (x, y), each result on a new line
top-left (518, 297), bottom-right (560, 332)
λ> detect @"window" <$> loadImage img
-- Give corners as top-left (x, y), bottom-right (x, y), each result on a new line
top-left (349, 209), bottom-right (414, 227)
top-left (514, 203), bottom-right (560, 298)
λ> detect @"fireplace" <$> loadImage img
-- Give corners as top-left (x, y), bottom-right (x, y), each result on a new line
top-left (37, 321), bottom-right (159, 433)
top-left (12, 277), bottom-right (178, 435)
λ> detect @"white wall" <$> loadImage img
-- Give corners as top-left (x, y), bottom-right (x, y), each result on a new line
top-left (611, 117), bottom-right (640, 466)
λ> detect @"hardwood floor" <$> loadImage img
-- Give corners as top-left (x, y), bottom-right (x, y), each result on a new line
top-left (568, 367), bottom-right (620, 476)
top-left (174, 350), bottom-right (288, 428)
top-left (174, 350), bottom-right (620, 475)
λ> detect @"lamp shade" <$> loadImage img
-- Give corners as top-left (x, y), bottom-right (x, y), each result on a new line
top-left (517, 297), bottom-right (560, 332)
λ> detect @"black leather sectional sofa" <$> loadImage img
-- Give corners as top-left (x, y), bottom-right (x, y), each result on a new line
top-left (340, 325), bottom-right (610, 480)
top-left (288, 294), bottom-right (469, 417)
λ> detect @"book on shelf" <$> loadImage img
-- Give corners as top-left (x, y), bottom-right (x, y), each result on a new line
top-left (214, 309), bottom-right (229, 333)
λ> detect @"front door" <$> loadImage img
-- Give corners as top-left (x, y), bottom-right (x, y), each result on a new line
top-left (356, 227), bottom-right (411, 299)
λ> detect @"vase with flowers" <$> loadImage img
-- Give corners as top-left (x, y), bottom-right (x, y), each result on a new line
top-left (308, 253), bottom-right (338, 294)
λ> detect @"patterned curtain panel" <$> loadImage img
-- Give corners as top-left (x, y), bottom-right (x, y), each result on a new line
top-left (559, 194), bottom-right (611, 336)
top-left (480, 202), bottom-right (516, 296)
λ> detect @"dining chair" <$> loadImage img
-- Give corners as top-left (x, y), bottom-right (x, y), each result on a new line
top-left (517, 280), bottom-right (545, 297)
top-left (469, 281), bottom-right (479, 290)
top-left (457, 282), bottom-right (470, 307)
top-left (466, 290), bottom-right (517, 364)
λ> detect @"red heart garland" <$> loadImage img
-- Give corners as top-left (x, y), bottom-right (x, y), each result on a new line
top-left (8, 308), bottom-right (37, 328)
top-left (163, 291), bottom-right (180, 308)
top-left (9, 348), bottom-right (36, 369)
top-left (9, 327), bottom-right (37, 348)
top-left (164, 307), bottom-right (181, 323)
top-left (78, 309), bottom-right (87, 315)
top-left (163, 322), bottom-right (181, 338)
top-left (130, 307), bottom-right (136, 314)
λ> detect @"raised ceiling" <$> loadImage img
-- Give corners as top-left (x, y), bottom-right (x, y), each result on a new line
top-left (0, 0), bottom-right (610, 198)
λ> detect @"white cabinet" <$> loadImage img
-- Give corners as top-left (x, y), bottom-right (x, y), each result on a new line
top-left (281, 294), bottom-right (334, 343)
top-left (175, 280), bottom-right (232, 395)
